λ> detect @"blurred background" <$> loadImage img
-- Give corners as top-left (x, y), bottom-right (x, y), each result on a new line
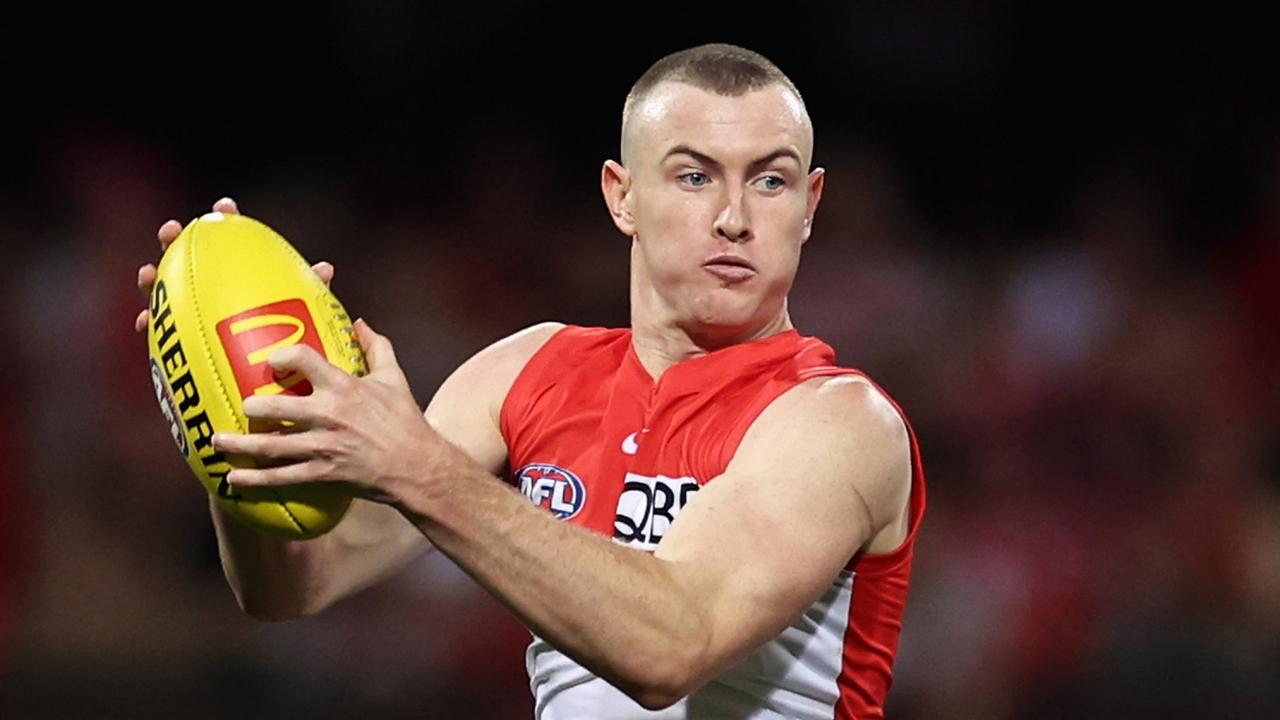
top-left (2, 3), bottom-right (1278, 718)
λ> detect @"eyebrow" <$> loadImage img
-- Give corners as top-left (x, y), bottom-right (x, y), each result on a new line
top-left (662, 144), bottom-right (803, 172)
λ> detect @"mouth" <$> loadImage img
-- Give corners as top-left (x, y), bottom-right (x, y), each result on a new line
top-left (704, 254), bottom-right (755, 270)
top-left (703, 254), bottom-right (756, 283)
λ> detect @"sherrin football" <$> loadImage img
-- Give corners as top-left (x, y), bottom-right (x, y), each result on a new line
top-left (147, 212), bottom-right (367, 539)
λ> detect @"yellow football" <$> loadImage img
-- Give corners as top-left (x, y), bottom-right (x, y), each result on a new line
top-left (147, 212), bottom-right (366, 539)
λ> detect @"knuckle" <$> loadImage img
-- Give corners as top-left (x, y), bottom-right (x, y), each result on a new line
top-left (312, 391), bottom-right (336, 413)
top-left (314, 458), bottom-right (338, 479)
top-left (313, 432), bottom-right (339, 458)
top-left (333, 373), bottom-right (357, 394)
top-left (313, 397), bottom-right (343, 428)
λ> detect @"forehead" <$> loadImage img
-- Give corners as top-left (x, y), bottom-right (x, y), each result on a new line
top-left (627, 81), bottom-right (812, 166)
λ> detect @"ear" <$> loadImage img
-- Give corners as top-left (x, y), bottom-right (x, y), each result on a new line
top-left (601, 160), bottom-right (636, 237)
top-left (801, 167), bottom-right (826, 244)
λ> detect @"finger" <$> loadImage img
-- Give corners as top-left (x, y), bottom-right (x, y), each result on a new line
top-left (227, 459), bottom-right (330, 488)
top-left (212, 197), bottom-right (240, 214)
top-left (313, 260), bottom-right (334, 287)
top-left (137, 263), bottom-right (157, 298)
top-left (136, 263), bottom-right (158, 332)
top-left (241, 393), bottom-right (324, 426)
top-left (213, 430), bottom-right (324, 462)
top-left (158, 219), bottom-right (183, 251)
top-left (267, 343), bottom-right (350, 390)
top-left (354, 318), bottom-right (400, 373)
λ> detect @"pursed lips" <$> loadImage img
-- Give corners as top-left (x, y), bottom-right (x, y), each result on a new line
top-left (702, 254), bottom-right (756, 282)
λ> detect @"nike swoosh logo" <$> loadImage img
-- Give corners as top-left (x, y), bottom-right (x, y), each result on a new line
top-left (621, 432), bottom-right (639, 455)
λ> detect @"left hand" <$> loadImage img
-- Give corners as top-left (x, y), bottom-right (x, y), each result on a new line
top-left (214, 319), bottom-right (440, 507)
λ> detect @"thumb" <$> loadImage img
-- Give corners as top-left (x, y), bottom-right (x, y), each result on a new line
top-left (354, 318), bottom-right (400, 375)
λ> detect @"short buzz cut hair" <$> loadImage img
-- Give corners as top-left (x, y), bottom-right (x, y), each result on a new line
top-left (622, 43), bottom-right (805, 124)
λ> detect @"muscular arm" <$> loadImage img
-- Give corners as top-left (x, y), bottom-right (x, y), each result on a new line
top-left (212, 497), bottom-right (426, 620)
top-left (399, 374), bottom-right (912, 709)
top-left (217, 324), bottom-right (911, 707)
top-left (216, 322), bottom-right (563, 619)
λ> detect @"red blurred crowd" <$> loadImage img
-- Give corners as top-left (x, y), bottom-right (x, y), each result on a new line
top-left (0, 116), bottom-right (1275, 718)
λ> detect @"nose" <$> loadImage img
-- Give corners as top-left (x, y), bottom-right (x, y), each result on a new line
top-left (714, 190), bottom-right (753, 243)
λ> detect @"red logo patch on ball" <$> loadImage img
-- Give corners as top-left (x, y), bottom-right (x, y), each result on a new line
top-left (215, 298), bottom-right (324, 399)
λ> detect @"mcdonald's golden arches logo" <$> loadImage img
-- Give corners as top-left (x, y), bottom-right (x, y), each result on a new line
top-left (215, 298), bottom-right (325, 400)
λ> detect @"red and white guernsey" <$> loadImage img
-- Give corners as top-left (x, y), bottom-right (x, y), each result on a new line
top-left (500, 326), bottom-right (926, 719)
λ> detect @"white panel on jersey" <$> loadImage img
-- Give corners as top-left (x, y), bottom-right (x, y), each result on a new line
top-left (526, 570), bottom-right (857, 719)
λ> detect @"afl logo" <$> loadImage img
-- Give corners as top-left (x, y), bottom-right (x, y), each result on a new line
top-left (515, 464), bottom-right (586, 520)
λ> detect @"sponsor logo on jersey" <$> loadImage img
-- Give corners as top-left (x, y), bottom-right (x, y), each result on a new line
top-left (215, 298), bottom-right (325, 400)
top-left (516, 463), bottom-right (587, 520)
top-left (613, 472), bottom-right (700, 550)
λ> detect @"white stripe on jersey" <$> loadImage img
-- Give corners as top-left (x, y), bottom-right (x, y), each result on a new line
top-left (527, 569), bottom-right (856, 719)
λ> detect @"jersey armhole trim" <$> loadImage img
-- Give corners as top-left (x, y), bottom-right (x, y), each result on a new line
top-left (845, 371), bottom-right (927, 575)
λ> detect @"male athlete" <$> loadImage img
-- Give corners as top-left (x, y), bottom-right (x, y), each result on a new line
top-left (135, 44), bottom-right (925, 718)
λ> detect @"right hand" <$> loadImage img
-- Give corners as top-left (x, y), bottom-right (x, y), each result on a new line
top-left (134, 197), bottom-right (336, 333)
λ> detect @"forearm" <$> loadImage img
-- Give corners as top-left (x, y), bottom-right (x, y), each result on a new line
top-left (213, 494), bottom-right (433, 621)
top-left (210, 498), bottom-right (334, 619)
top-left (397, 449), bottom-right (711, 706)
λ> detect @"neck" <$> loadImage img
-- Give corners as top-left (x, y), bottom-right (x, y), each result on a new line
top-left (626, 240), bottom-right (798, 380)
top-left (629, 296), bottom-right (794, 382)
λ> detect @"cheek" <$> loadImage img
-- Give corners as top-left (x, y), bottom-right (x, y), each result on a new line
top-left (635, 196), bottom-right (709, 266)
top-left (645, 192), bottom-right (712, 234)
top-left (755, 207), bottom-right (806, 257)
top-left (757, 248), bottom-right (801, 293)
top-left (768, 197), bottom-right (810, 234)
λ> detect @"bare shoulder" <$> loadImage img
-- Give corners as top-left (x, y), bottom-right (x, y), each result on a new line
top-left (731, 374), bottom-right (911, 532)
top-left (749, 374), bottom-right (908, 451)
top-left (473, 321), bottom-right (568, 371)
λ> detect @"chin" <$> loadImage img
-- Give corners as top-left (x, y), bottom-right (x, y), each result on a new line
top-left (687, 299), bottom-right (750, 326)
top-left (679, 305), bottom-right (763, 343)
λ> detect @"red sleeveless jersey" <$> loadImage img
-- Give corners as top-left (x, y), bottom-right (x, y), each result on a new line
top-left (501, 326), bottom-right (926, 719)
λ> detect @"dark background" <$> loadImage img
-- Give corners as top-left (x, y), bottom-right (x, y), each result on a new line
top-left (2, 4), bottom-right (1278, 718)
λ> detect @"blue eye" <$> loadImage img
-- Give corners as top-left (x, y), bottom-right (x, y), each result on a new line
top-left (680, 172), bottom-right (710, 187)
top-left (758, 176), bottom-right (784, 191)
